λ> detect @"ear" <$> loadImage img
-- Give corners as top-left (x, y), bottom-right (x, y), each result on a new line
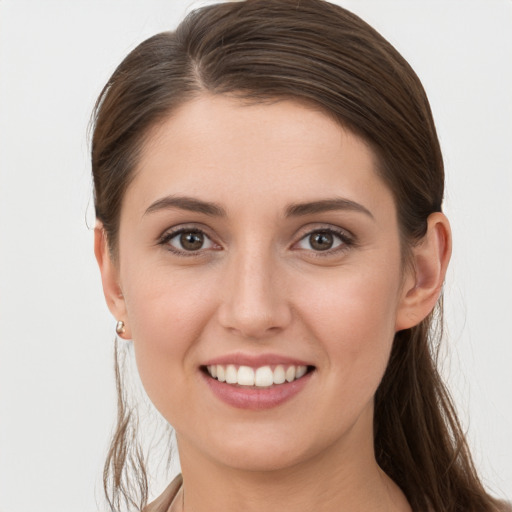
top-left (94, 223), bottom-right (131, 339)
top-left (395, 212), bottom-right (452, 331)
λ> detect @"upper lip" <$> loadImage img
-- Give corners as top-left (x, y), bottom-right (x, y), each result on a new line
top-left (202, 352), bottom-right (313, 368)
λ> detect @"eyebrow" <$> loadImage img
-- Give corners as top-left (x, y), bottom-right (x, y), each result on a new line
top-left (143, 195), bottom-right (374, 220)
top-left (144, 196), bottom-right (226, 217)
top-left (285, 198), bottom-right (374, 219)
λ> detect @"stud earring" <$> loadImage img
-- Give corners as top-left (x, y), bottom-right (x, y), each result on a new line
top-left (115, 320), bottom-right (125, 335)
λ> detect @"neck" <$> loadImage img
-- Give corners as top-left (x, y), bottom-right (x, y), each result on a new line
top-left (174, 411), bottom-right (410, 512)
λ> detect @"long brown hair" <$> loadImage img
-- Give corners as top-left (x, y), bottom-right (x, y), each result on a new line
top-left (91, 1), bottom-right (503, 510)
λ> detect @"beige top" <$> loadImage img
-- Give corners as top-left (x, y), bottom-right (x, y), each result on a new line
top-left (143, 474), bottom-right (183, 512)
top-left (143, 474), bottom-right (511, 512)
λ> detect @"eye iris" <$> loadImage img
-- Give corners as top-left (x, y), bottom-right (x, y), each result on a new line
top-left (310, 232), bottom-right (333, 251)
top-left (180, 231), bottom-right (204, 250)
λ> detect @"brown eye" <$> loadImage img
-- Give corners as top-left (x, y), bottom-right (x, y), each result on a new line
top-left (163, 229), bottom-right (216, 253)
top-left (296, 229), bottom-right (347, 253)
top-left (180, 231), bottom-right (204, 251)
top-left (309, 232), bottom-right (334, 251)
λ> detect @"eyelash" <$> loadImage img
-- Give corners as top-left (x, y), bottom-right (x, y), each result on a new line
top-left (157, 225), bottom-right (355, 258)
top-left (158, 227), bottom-right (219, 257)
top-left (294, 227), bottom-right (355, 258)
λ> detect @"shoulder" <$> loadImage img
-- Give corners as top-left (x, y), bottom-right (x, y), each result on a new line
top-left (143, 474), bottom-right (183, 512)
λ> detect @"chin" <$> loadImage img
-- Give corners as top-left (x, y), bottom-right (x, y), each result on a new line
top-left (212, 442), bottom-right (312, 473)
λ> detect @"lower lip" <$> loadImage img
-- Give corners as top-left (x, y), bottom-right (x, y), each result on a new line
top-left (202, 370), bottom-right (313, 410)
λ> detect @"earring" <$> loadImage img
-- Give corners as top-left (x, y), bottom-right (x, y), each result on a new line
top-left (115, 320), bottom-right (125, 335)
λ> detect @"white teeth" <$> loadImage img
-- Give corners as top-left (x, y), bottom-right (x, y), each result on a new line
top-left (255, 366), bottom-right (274, 387)
top-left (237, 366), bottom-right (255, 386)
top-left (207, 364), bottom-right (310, 386)
top-left (285, 366), bottom-right (296, 382)
top-left (225, 364), bottom-right (237, 384)
top-left (296, 365), bottom-right (307, 379)
top-left (273, 365), bottom-right (286, 384)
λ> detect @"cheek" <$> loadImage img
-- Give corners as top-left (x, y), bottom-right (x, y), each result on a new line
top-left (270, 262), bottom-right (403, 445)
top-left (298, 263), bottom-right (401, 381)
top-left (121, 267), bottom-right (217, 411)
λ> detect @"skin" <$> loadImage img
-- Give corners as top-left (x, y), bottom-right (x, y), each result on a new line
top-left (96, 94), bottom-right (451, 512)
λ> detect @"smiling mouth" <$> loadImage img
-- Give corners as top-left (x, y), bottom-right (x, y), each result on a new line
top-left (203, 364), bottom-right (314, 387)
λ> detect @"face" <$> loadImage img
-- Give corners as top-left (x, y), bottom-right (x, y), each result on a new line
top-left (103, 95), bottom-right (417, 474)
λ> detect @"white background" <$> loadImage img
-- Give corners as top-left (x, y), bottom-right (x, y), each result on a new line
top-left (0, 1), bottom-right (511, 510)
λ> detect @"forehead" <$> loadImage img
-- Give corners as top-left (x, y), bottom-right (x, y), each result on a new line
top-left (124, 94), bottom-right (393, 219)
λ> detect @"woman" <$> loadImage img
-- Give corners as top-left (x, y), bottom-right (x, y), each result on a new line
top-left (91, 0), bottom-right (509, 511)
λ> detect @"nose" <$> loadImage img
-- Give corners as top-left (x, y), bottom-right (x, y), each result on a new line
top-left (217, 246), bottom-right (292, 340)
